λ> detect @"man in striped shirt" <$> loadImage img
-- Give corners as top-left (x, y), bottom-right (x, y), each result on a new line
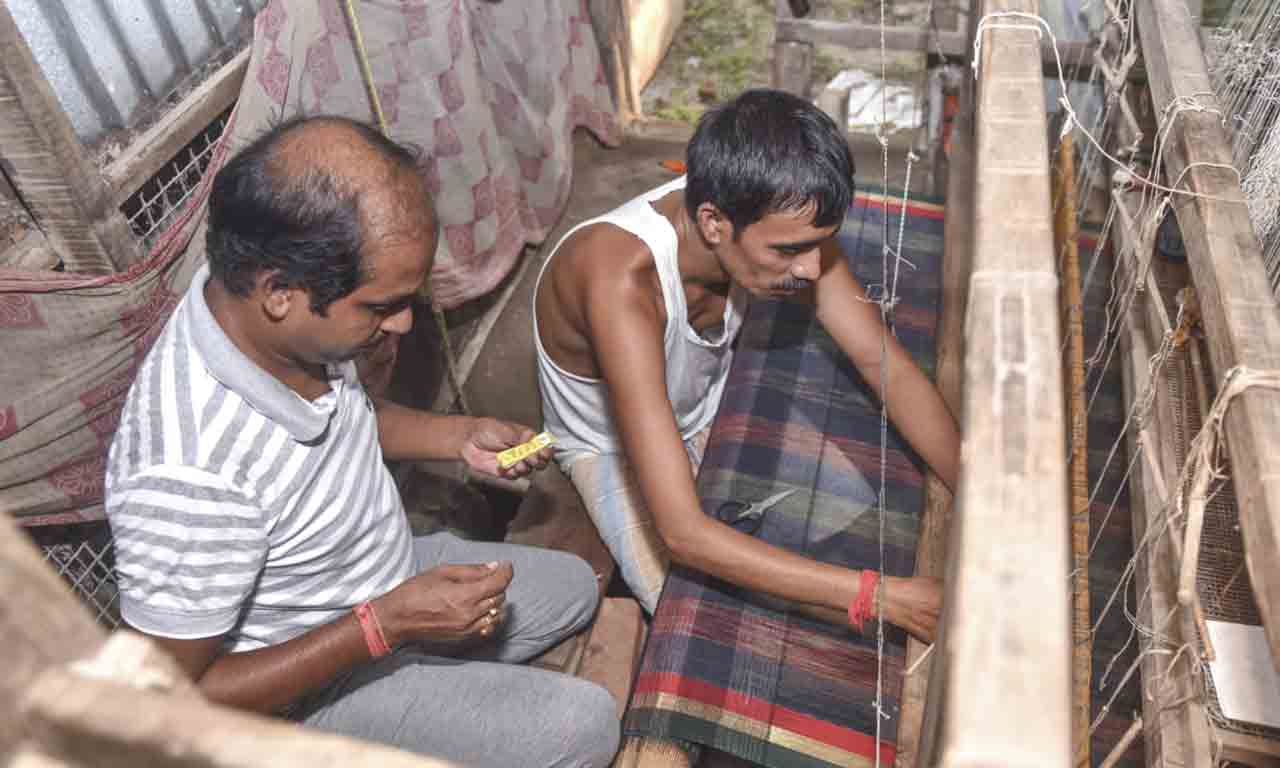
top-left (105, 116), bottom-right (619, 767)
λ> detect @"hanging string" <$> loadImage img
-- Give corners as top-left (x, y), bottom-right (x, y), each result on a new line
top-left (972, 10), bottom-right (1247, 203)
top-left (342, 0), bottom-right (471, 415)
top-left (873, 0), bottom-right (891, 757)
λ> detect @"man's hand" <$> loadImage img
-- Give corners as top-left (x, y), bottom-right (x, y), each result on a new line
top-left (373, 561), bottom-right (514, 649)
top-left (460, 418), bottom-right (554, 479)
top-left (879, 575), bottom-right (942, 644)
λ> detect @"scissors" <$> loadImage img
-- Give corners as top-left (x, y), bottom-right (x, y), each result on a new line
top-left (714, 488), bottom-right (799, 535)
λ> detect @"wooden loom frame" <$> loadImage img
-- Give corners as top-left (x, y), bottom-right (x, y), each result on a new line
top-left (1108, 0), bottom-right (1280, 763)
top-left (915, 0), bottom-right (1073, 764)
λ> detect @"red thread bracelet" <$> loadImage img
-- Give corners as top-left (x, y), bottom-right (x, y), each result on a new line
top-left (355, 601), bottom-right (391, 658)
top-left (847, 569), bottom-right (880, 631)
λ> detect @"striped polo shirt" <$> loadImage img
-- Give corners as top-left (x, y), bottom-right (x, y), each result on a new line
top-left (105, 265), bottom-right (414, 652)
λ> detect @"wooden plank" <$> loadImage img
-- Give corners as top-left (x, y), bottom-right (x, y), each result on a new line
top-left (894, 69), bottom-right (973, 768)
top-left (23, 665), bottom-right (456, 767)
top-left (103, 47), bottom-right (249, 207)
top-left (578, 598), bottom-right (646, 720)
top-left (1135, 0), bottom-right (1280, 671)
top-left (1216, 727), bottom-right (1280, 766)
top-left (926, 0), bottom-right (1071, 762)
top-left (775, 17), bottom-right (967, 56)
top-left (774, 18), bottom-right (1097, 81)
top-left (1117, 291), bottom-right (1215, 768)
top-left (0, 4), bottom-right (141, 273)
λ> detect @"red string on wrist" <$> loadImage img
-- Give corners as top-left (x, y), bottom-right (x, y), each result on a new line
top-left (848, 569), bottom-right (880, 632)
top-left (355, 601), bottom-right (391, 658)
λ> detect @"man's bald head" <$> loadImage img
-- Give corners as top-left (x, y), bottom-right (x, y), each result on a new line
top-left (206, 116), bottom-right (435, 315)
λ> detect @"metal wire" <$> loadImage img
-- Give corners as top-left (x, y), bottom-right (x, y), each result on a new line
top-left (121, 109), bottom-right (230, 246)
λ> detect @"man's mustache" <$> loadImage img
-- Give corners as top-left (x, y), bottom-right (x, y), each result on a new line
top-left (771, 277), bottom-right (813, 292)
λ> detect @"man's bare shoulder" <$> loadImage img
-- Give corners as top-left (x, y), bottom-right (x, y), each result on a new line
top-left (558, 222), bottom-right (655, 282)
top-left (547, 221), bottom-right (661, 313)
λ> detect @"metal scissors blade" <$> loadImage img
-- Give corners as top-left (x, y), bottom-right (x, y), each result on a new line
top-left (734, 488), bottom-right (799, 521)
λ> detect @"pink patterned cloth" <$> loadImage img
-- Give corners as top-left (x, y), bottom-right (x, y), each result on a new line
top-left (0, 0), bottom-right (617, 524)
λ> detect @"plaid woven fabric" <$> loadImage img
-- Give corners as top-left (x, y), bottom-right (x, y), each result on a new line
top-left (622, 193), bottom-right (1142, 768)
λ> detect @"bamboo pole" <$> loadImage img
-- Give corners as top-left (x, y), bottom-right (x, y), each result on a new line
top-left (1054, 133), bottom-right (1091, 768)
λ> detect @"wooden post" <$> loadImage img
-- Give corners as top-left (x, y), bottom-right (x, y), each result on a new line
top-left (893, 67), bottom-right (973, 768)
top-left (1135, 0), bottom-right (1280, 672)
top-left (0, 4), bottom-right (142, 273)
top-left (922, 0), bottom-right (1072, 763)
top-left (1054, 133), bottom-right (1091, 768)
top-left (772, 1), bottom-right (814, 97)
top-left (1113, 255), bottom-right (1215, 768)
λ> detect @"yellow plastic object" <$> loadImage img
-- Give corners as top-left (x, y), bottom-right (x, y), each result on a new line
top-left (496, 432), bottom-right (555, 469)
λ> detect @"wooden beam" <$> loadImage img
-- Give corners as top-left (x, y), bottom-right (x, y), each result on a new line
top-left (1, 514), bottom-right (108, 756)
top-left (924, 0), bottom-right (1071, 763)
top-left (23, 665), bottom-right (456, 767)
top-left (1116, 283), bottom-right (1216, 768)
top-left (103, 47), bottom-right (249, 208)
top-left (0, 4), bottom-right (142, 273)
top-left (774, 18), bottom-right (1097, 81)
top-left (894, 70), bottom-right (973, 768)
top-left (1216, 727), bottom-right (1280, 766)
top-left (1135, 0), bottom-right (1280, 672)
top-left (772, 1), bottom-right (815, 97)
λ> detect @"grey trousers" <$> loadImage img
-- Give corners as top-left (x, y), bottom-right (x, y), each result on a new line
top-left (290, 533), bottom-right (620, 767)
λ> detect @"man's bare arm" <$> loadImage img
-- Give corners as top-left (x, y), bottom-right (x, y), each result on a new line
top-left (372, 398), bottom-right (550, 476)
top-left (372, 398), bottom-right (474, 462)
top-left (813, 242), bottom-right (961, 491)
top-left (140, 562), bottom-right (513, 713)
top-left (585, 255), bottom-right (939, 641)
top-left (141, 612), bottom-right (374, 713)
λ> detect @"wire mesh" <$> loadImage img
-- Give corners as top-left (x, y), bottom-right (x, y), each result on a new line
top-left (120, 107), bottom-right (232, 247)
top-left (1158, 308), bottom-right (1280, 743)
top-left (30, 522), bottom-right (121, 629)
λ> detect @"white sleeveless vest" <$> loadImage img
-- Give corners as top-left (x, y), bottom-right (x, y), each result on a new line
top-left (534, 176), bottom-right (746, 463)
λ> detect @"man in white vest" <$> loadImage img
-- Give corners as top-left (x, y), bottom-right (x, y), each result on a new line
top-left (534, 89), bottom-right (961, 639)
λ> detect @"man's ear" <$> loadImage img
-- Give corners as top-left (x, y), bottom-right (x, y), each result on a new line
top-left (256, 272), bottom-right (296, 322)
top-left (695, 202), bottom-right (730, 246)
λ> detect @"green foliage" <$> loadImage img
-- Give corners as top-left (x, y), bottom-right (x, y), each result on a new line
top-left (648, 0), bottom-right (774, 123)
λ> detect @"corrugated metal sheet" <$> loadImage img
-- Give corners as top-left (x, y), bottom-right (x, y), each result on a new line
top-left (8, 0), bottom-right (267, 145)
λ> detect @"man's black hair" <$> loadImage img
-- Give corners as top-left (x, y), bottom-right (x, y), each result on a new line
top-left (205, 115), bottom-right (423, 315)
top-left (685, 89), bottom-right (855, 236)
